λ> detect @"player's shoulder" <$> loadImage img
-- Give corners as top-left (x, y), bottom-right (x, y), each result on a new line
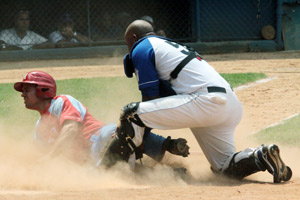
top-left (51, 95), bottom-right (72, 106)
top-left (49, 30), bottom-right (62, 39)
top-left (144, 35), bottom-right (168, 45)
top-left (27, 30), bottom-right (46, 39)
top-left (131, 36), bottom-right (165, 57)
top-left (134, 36), bottom-right (165, 48)
top-left (49, 95), bottom-right (82, 115)
top-left (54, 94), bottom-right (78, 102)
top-left (0, 28), bottom-right (13, 36)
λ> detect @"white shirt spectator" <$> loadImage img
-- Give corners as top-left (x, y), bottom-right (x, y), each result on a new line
top-left (0, 28), bottom-right (47, 50)
top-left (49, 30), bottom-right (78, 44)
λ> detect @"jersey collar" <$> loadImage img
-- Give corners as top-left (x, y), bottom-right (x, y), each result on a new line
top-left (129, 35), bottom-right (165, 56)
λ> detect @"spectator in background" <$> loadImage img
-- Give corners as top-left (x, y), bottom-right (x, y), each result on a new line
top-left (89, 12), bottom-right (133, 42)
top-left (49, 13), bottom-right (92, 48)
top-left (140, 15), bottom-right (166, 37)
top-left (0, 10), bottom-right (54, 51)
top-left (89, 12), bottom-right (116, 42)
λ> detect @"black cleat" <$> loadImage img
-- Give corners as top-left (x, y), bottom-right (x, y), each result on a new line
top-left (255, 144), bottom-right (292, 183)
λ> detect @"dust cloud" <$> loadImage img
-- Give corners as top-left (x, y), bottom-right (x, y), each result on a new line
top-left (0, 68), bottom-right (189, 192)
top-left (0, 124), bottom-right (191, 191)
top-left (1, 120), bottom-right (298, 192)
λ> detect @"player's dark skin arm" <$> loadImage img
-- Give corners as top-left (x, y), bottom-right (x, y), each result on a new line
top-left (32, 41), bottom-right (55, 49)
top-left (55, 39), bottom-right (82, 48)
top-left (0, 40), bottom-right (23, 51)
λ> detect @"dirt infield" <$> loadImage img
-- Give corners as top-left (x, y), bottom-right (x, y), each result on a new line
top-left (0, 51), bottom-right (300, 200)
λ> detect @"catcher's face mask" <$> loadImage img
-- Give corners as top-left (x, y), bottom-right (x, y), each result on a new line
top-left (123, 53), bottom-right (134, 78)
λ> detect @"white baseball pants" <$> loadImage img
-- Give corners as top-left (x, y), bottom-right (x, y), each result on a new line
top-left (133, 88), bottom-right (243, 171)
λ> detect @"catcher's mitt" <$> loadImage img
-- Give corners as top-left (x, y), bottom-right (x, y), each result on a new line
top-left (163, 136), bottom-right (190, 157)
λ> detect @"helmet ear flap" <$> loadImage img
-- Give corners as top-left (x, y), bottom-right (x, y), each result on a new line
top-left (35, 86), bottom-right (43, 98)
top-left (35, 85), bottom-right (52, 98)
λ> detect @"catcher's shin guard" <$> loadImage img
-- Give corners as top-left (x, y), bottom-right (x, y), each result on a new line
top-left (100, 119), bottom-right (137, 168)
top-left (223, 152), bottom-right (266, 179)
top-left (100, 134), bottom-right (133, 168)
top-left (100, 102), bottom-right (147, 168)
top-left (223, 145), bottom-right (292, 183)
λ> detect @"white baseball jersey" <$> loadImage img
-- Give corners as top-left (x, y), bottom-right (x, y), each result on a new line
top-left (48, 30), bottom-right (79, 44)
top-left (126, 36), bottom-right (243, 171)
top-left (129, 36), bottom-right (231, 96)
top-left (0, 28), bottom-right (47, 50)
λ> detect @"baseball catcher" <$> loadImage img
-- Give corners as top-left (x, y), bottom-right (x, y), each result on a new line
top-left (100, 19), bottom-right (292, 183)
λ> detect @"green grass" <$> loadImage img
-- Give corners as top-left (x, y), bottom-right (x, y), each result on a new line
top-left (220, 73), bottom-right (267, 88)
top-left (254, 114), bottom-right (300, 146)
top-left (0, 72), bottom-right (272, 140)
top-left (56, 77), bottom-right (140, 122)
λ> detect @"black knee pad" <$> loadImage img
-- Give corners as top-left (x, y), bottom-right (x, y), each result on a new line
top-left (120, 102), bottom-right (145, 127)
top-left (117, 102), bottom-right (146, 139)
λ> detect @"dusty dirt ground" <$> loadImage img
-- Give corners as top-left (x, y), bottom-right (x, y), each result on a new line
top-left (0, 51), bottom-right (300, 200)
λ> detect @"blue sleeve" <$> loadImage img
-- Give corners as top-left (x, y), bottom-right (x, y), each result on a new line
top-left (141, 86), bottom-right (159, 97)
top-left (131, 38), bottom-right (160, 97)
top-left (143, 131), bottom-right (166, 162)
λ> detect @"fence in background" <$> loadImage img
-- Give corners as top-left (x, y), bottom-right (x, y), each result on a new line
top-left (0, 0), bottom-right (287, 50)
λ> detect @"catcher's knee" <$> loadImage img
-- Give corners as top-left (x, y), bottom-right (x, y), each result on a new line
top-left (117, 102), bottom-right (146, 139)
top-left (120, 102), bottom-right (145, 127)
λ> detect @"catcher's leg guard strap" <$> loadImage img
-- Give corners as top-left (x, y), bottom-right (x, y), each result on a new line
top-left (101, 102), bottom-right (149, 168)
top-left (117, 119), bottom-right (136, 139)
top-left (223, 152), bottom-right (266, 179)
top-left (101, 121), bottom-right (148, 168)
top-left (121, 102), bottom-right (145, 127)
top-left (100, 134), bottom-right (137, 168)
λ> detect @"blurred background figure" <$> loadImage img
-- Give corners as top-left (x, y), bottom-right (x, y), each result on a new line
top-left (90, 11), bottom-right (133, 42)
top-left (140, 15), bottom-right (166, 37)
top-left (49, 13), bottom-right (92, 48)
top-left (0, 9), bottom-right (54, 51)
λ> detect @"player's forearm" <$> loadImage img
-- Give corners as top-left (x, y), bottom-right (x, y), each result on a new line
top-left (0, 43), bottom-right (23, 51)
top-left (75, 33), bottom-right (92, 43)
top-left (48, 120), bottom-right (81, 158)
top-left (55, 40), bottom-right (80, 48)
top-left (32, 41), bottom-right (55, 49)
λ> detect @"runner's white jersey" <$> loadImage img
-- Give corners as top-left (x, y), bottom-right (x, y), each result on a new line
top-left (130, 36), bottom-right (231, 95)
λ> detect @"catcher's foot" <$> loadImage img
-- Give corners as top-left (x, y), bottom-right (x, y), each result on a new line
top-left (164, 136), bottom-right (190, 157)
top-left (255, 144), bottom-right (292, 183)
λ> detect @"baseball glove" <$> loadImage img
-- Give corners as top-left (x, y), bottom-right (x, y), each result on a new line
top-left (163, 136), bottom-right (190, 157)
